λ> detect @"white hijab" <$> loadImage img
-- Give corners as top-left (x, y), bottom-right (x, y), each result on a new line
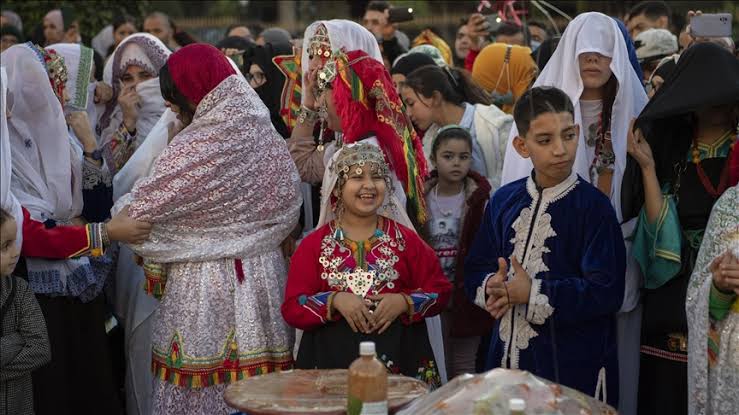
top-left (0, 66), bottom-right (23, 248)
top-left (2, 43), bottom-right (82, 222)
top-left (300, 19), bottom-right (383, 105)
top-left (97, 33), bottom-right (170, 147)
top-left (500, 12), bottom-right (648, 222)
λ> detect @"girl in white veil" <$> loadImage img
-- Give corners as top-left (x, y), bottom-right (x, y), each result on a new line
top-left (499, 12), bottom-right (648, 414)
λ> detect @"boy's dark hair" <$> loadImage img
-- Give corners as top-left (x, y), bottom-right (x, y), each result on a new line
top-left (513, 86), bottom-right (574, 137)
top-left (628, 1), bottom-right (671, 23)
top-left (0, 208), bottom-right (12, 226)
top-left (405, 64), bottom-right (492, 106)
top-left (366, 1), bottom-right (391, 13)
top-left (431, 126), bottom-right (473, 158)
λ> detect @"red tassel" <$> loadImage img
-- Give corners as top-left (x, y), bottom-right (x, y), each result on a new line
top-left (234, 259), bottom-right (245, 283)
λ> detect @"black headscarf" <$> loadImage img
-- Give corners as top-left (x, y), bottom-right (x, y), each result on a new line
top-left (651, 57), bottom-right (677, 81)
top-left (390, 52), bottom-right (437, 77)
top-left (621, 43), bottom-right (739, 220)
top-left (215, 36), bottom-right (255, 53)
top-left (243, 41), bottom-right (293, 138)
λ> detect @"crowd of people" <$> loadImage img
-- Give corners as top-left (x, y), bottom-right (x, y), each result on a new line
top-left (0, 1), bottom-right (737, 414)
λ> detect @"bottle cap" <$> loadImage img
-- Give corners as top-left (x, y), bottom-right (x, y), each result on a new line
top-left (509, 398), bottom-right (526, 411)
top-left (359, 341), bottom-right (375, 356)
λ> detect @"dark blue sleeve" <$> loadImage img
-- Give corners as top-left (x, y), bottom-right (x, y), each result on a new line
top-left (528, 205), bottom-right (626, 327)
top-left (464, 197), bottom-right (503, 308)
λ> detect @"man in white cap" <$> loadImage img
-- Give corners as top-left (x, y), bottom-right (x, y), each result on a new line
top-left (634, 28), bottom-right (678, 82)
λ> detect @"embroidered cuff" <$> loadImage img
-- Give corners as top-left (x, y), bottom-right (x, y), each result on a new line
top-left (299, 291), bottom-right (335, 325)
top-left (102, 123), bottom-right (137, 176)
top-left (709, 281), bottom-right (737, 321)
top-left (525, 279), bottom-right (554, 325)
top-left (474, 273), bottom-right (494, 309)
top-left (68, 223), bottom-right (106, 258)
top-left (83, 157), bottom-right (113, 190)
top-left (408, 291), bottom-right (438, 317)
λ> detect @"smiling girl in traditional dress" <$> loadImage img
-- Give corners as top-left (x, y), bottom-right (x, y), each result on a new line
top-left (282, 142), bottom-right (451, 387)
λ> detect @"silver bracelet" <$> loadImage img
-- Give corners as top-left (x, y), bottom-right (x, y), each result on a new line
top-left (298, 105), bottom-right (319, 125)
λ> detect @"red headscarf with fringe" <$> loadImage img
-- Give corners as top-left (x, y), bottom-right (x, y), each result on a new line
top-left (330, 49), bottom-right (429, 224)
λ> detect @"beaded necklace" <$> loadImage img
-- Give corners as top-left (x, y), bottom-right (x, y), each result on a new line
top-left (689, 129), bottom-right (736, 199)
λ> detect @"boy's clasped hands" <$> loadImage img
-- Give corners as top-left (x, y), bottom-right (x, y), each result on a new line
top-left (485, 257), bottom-right (533, 319)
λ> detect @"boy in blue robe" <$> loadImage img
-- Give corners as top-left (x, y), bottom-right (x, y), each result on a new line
top-left (465, 86), bottom-right (625, 407)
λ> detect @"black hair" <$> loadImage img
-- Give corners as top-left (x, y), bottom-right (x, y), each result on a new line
top-left (431, 126), bottom-right (473, 159)
top-left (366, 1), bottom-right (391, 13)
top-left (225, 23), bottom-right (246, 38)
top-left (601, 74), bottom-right (618, 140)
top-left (92, 50), bottom-right (104, 81)
top-left (112, 13), bottom-right (138, 32)
top-left (60, 6), bottom-right (77, 29)
top-left (628, 1), bottom-right (671, 23)
top-left (0, 208), bottom-right (11, 226)
top-left (527, 20), bottom-right (550, 36)
top-left (159, 63), bottom-right (193, 117)
top-left (404, 64), bottom-right (492, 106)
top-left (495, 22), bottom-right (523, 37)
top-left (0, 25), bottom-right (23, 43)
top-left (458, 17), bottom-right (468, 30)
top-left (513, 86), bottom-right (574, 137)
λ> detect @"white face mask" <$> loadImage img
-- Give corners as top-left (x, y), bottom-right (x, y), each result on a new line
top-left (530, 40), bottom-right (542, 51)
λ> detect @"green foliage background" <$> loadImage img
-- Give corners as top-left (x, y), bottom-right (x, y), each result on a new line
top-left (2, 0), bottom-right (149, 41)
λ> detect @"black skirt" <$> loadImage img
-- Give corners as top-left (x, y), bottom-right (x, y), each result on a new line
top-left (32, 293), bottom-right (121, 415)
top-left (296, 319), bottom-right (441, 388)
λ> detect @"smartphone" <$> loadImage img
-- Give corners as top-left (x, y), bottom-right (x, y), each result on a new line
top-left (691, 13), bottom-right (732, 38)
top-left (388, 7), bottom-right (414, 24)
top-left (485, 14), bottom-right (504, 34)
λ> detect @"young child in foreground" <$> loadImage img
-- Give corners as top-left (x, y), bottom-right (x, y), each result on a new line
top-left (0, 208), bottom-right (51, 414)
top-left (282, 142), bottom-right (452, 387)
top-left (464, 86), bottom-right (626, 406)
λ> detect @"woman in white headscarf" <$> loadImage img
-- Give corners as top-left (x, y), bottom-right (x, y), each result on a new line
top-left (288, 20), bottom-right (383, 185)
top-left (97, 33), bottom-right (170, 175)
top-left (499, 12), bottom-right (649, 415)
top-left (1, 42), bottom-right (151, 415)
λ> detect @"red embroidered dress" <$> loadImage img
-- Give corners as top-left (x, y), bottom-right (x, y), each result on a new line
top-left (282, 217), bottom-right (452, 386)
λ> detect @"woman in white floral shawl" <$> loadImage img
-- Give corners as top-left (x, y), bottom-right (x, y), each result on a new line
top-left (113, 43), bottom-right (302, 414)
